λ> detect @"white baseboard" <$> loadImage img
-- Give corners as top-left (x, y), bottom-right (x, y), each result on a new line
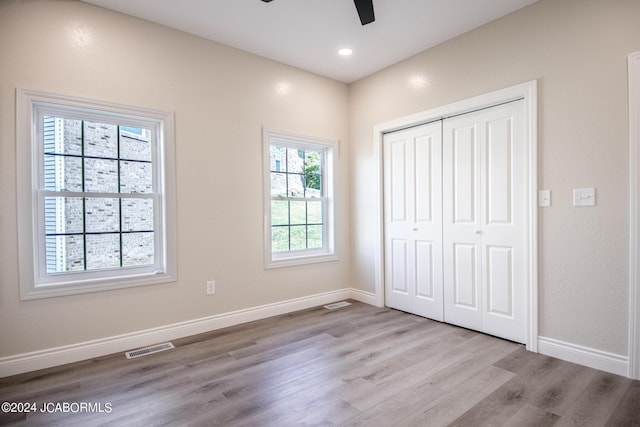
top-left (6, 295), bottom-right (630, 379)
top-left (0, 288), bottom-right (365, 378)
top-left (538, 336), bottom-right (629, 377)
top-left (347, 288), bottom-right (378, 306)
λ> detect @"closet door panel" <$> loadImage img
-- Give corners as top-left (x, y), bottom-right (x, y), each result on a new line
top-left (415, 135), bottom-right (433, 223)
top-left (452, 125), bottom-right (477, 224)
top-left (486, 245), bottom-right (513, 317)
top-left (453, 243), bottom-right (477, 308)
top-left (390, 239), bottom-right (409, 294)
top-left (415, 240), bottom-right (434, 300)
top-left (384, 132), bottom-right (412, 313)
top-left (486, 117), bottom-right (512, 225)
top-left (481, 102), bottom-right (527, 343)
top-left (384, 122), bottom-right (443, 320)
top-left (443, 116), bottom-right (482, 330)
top-left (390, 140), bottom-right (408, 223)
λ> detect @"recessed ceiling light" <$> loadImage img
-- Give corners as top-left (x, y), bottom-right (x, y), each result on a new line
top-left (338, 48), bottom-right (353, 56)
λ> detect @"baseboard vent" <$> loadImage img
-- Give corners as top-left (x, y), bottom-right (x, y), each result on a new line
top-left (324, 301), bottom-right (352, 310)
top-left (125, 342), bottom-right (175, 359)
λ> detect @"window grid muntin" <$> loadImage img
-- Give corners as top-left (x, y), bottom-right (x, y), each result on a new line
top-left (40, 114), bottom-right (157, 274)
top-left (270, 198), bottom-right (325, 252)
top-left (270, 144), bottom-right (325, 252)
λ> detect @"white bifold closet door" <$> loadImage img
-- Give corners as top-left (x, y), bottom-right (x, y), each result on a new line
top-left (383, 100), bottom-right (527, 344)
top-left (442, 101), bottom-right (527, 343)
top-left (383, 121), bottom-right (444, 320)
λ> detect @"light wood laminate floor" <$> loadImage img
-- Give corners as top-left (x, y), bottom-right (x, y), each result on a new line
top-left (1, 301), bottom-right (639, 426)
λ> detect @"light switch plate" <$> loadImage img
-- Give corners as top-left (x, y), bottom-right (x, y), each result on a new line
top-left (538, 190), bottom-right (551, 207)
top-left (573, 188), bottom-right (596, 207)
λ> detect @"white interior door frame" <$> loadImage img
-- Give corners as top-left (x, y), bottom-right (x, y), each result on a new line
top-left (628, 51), bottom-right (640, 380)
top-left (372, 80), bottom-right (538, 351)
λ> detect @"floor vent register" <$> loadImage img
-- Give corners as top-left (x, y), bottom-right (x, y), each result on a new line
top-left (324, 301), bottom-right (352, 310)
top-left (125, 342), bottom-right (175, 359)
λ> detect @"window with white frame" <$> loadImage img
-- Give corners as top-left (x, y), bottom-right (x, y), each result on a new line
top-left (264, 129), bottom-right (337, 268)
top-left (17, 89), bottom-right (176, 299)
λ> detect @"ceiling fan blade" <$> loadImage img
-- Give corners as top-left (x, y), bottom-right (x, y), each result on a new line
top-left (262, 0), bottom-right (374, 26)
top-left (354, 0), bottom-right (375, 25)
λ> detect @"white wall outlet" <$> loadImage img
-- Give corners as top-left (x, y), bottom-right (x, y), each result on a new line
top-left (206, 280), bottom-right (216, 295)
top-left (538, 189), bottom-right (551, 207)
top-left (573, 188), bottom-right (596, 207)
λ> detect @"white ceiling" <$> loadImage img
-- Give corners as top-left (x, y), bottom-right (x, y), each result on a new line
top-left (81, 0), bottom-right (538, 83)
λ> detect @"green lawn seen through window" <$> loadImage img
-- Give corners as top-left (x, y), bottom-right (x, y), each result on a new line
top-left (271, 200), bottom-right (323, 251)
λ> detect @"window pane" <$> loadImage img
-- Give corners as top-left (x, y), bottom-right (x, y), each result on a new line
top-left (84, 121), bottom-right (118, 159)
top-left (120, 127), bottom-right (151, 161)
top-left (85, 198), bottom-right (120, 233)
top-left (287, 148), bottom-right (304, 173)
top-left (45, 235), bottom-right (84, 273)
top-left (304, 174), bottom-right (322, 198)
top-left (44, 155), bottom-right (83, 192)
top-left (120, 161), bottom-right (153, 194)
top-left (271, 200), bottom-right (289, 226)
top-left (304, 150), bottom-right (322, 197)
top-left (272, 226), bottom-right (289, 252)
top-left (84, 158), bottom-right (118, 192)
top-left (270, 145), bottom-right (286, 172)
top-left (86, 234), bottom-right (120, 270)
top-left (122, 198), bottom-right (154, 231)
top-left (287, 174), bottom-right (305, 197)
top-left (307, 225), bottom-right (323, 249)
top-left (44, 197), bottom-right (84, 234)
top-left (271, 172), bottom-right (287, 197)
top-left (307, 201), bottom-right (323, 224)
top-left (122, 232), bottom-right (154, 266)
top-left (43, 116), bottom-right (82, 155)
top-left (290, 226), bottom-right (306, 250)
top-left (290, 201), bottom-right (306, 225)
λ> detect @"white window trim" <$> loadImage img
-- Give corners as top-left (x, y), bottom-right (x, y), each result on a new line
top-left (16, 89), bottom-right (177, 300)
top-left (263, 128), bottom-right (338, 269)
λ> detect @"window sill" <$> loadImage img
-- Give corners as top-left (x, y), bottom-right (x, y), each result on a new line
top-left (20, 271), bottom-right (177, 300)
top-left (265, 253), bottom-right (338, 269)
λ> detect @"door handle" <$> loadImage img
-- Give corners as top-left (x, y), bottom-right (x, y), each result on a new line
top-left (474, 230), bottom-right (482, 234)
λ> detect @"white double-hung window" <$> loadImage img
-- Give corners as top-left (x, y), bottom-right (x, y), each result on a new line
top-left (17, 89), bottom-right (176, 299)
top-left (263, 129), bottom-right (337, 268)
